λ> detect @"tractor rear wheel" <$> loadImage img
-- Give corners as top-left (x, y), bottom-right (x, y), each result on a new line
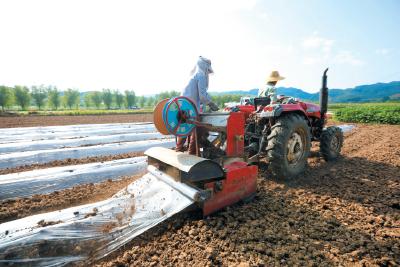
top-left (266, 114), bottom-right (311, 180)
top-left (320, 126), bottom-right (344, 161)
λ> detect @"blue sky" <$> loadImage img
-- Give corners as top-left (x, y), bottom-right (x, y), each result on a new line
top-left (0, 0), bottom-right (399, 95)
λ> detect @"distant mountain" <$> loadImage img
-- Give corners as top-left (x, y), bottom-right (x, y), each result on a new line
top-left (209, 81), bottom-right (400, 103)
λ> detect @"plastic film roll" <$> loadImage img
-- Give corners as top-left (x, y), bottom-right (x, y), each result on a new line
top-left (147, 165), bottom-right (201, 201)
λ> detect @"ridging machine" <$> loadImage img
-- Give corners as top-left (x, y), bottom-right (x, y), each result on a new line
top-left (145, 97), bottom-right (258, 217)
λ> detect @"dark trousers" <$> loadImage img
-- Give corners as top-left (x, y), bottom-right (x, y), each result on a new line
top-left (175, 132), bottom-right (196, 155)
top-left (175, 128), bottom-right (212, 155)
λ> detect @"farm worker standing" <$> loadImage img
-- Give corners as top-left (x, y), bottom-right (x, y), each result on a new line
top-left (175, 56), bottom-right (219, 155)
top-left (181, 56), bottom-right (219, 112)
top-left (258, 70), bottom-right (286, 103)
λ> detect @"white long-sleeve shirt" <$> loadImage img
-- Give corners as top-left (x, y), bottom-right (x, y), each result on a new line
top-left (181, 72), bottom-right (212, 111)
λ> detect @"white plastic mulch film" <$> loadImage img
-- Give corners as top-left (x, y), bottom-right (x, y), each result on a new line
top-left (337, 125), bottom-right (356, 132)
top-left (0, 173), bottom-right (196, 266)
top-left (0, 138), bottom-right (175, 170)
top-left (0, 132), bottom-right (171, 154)
top-left (0, 122), bottom-right (157, 143)
top-left (0, 157), bottom-right (147, 200)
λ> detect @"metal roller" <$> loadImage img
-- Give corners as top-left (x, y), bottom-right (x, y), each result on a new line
top-left (148, 165), bottom-right (204, 201)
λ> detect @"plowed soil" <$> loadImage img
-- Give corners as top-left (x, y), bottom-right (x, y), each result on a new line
top-left (0, 114), bottom-right (153, 128)
top-left (89, 121), bottom-right (400, 267)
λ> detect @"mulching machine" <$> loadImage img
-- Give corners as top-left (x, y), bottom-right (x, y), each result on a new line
top-left (145, 97), bottom-right (258, 217)
top-left (146, 69), bottom-right (342, 216)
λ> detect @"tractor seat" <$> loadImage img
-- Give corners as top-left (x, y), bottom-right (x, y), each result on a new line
top-left (253, 97), bottom-right (271, 110)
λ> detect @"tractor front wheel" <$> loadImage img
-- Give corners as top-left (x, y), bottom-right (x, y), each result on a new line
top-left (320, 126), bottom-right (344, 161)
top-left (266, 114), bottom-right (311, 180)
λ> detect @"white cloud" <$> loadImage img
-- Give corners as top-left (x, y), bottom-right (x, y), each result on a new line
top-left (303, 36), bottom-right (325, 49)
top-left (303, 50), bottom-right (365, 66)
top-left (303, 34), bottom-right (335, 52)
top-left (288, 45), bottom-right (293, 53)
top-left (322, 40), bottom-right (335, 53)
top-left (334, 51), bottom-right (366, 66)
top-left (324, 40), bottom-right (335, 46)
top-left (302, 33), bottom-right (335, 64)
top-left (303, 56), bottom-right (321, 65)
top-left (375, 49), bottom-right (390, 55)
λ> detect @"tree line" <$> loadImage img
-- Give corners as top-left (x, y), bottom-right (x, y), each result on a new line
top-left (0, 85), bottom-right (182, 111)
top-left (0, 84), bottom-right (247, 112)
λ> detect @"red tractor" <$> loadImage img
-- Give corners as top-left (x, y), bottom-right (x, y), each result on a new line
top-left (226, 68), bottom-right (344, 180)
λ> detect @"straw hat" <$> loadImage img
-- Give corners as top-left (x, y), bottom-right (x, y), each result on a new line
top-left (265, 71), bottom-right (286, 82)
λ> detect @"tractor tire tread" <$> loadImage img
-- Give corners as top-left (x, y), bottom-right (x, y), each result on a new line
top-left (320, 126), bottom-right (344, 161)
top-left (265, 114), bottom-right (311, 180)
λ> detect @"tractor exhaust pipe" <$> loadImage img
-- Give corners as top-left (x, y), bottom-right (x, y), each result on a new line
top-left (319, 68), bottom-right (329, 115)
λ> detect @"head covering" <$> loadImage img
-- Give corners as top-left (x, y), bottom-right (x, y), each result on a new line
top-left (190, 56), bottom-right (214, 90)
top-left (265, 70), bottom-right (285, 82)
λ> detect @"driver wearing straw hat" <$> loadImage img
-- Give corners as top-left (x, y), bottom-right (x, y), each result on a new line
top-left (258, 70), bottom-right (286, 103)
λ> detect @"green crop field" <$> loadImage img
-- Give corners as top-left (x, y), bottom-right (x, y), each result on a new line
top-left (328, 102), bottom-right (400, 111)
top-left (333, 104), bottom-right (400, 125)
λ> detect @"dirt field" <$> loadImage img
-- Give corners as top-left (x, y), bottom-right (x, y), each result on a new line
top-left (89, 121), bottom-right (400, 267)
top-left (1, 118), bottom-right (399, 266)
top-left (0, 114), bottom-right (153, 128)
